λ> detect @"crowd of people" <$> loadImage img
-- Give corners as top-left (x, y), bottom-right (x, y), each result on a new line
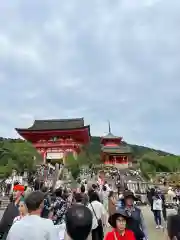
top-left (0, 180), bottom-right (148, 240)
top-left (1, 169), bottom-right (180, 239)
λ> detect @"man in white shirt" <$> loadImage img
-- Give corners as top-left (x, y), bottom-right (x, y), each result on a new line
top-left (7, 191), bottom-right (58, 240)
top-left (87, 192), bottom-right (107, 231)
top-left (5, 177), bottom-right (12, 195)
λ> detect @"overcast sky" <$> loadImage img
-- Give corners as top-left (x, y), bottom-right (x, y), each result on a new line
top-left (0, 0), bottom-right (180, 154)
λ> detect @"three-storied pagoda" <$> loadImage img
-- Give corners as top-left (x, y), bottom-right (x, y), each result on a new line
top-left (101, 122), bottom-right (132, 168)
top-left (15, 118), bottom-right (90, 164)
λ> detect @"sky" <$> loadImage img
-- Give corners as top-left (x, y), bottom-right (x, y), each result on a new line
top-left (0, 0), bottom-right (180, 154)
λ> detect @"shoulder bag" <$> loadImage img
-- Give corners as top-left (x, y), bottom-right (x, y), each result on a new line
top-left (90, 202), bottom-right (103, 229)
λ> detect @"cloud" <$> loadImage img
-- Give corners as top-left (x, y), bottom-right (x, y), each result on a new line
top-left (0, 0), bottom-right (180, 154)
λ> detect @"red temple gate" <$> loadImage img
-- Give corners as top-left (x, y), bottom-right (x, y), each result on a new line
top-left (15, 118), bottom-right (90, 164)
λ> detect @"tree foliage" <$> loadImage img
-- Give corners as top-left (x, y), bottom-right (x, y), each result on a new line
top-left (140, 152), bottom-right (180, 179)
top-left (65, 152), bottom-right (88, 179)
top-left (0, 138), bottom-right (42, 177)
top-left (0, 136), bottom-right (179, 179)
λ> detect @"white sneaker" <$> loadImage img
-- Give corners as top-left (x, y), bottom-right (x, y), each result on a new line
top-left (156, 225), bottom-right (159, 229)
top-left (159, 225), bottom-right (163, 229)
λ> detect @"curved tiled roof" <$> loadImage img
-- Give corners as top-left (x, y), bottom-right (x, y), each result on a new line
top-left (103, 132), bottom-right (120, 139)
top-left (101, 145), bottom-right (131, 153)
top-left (16, 118), bottom-right (87, 131)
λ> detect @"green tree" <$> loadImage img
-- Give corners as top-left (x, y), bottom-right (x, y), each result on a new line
top-left (65, 153), bottom-right (80, 179)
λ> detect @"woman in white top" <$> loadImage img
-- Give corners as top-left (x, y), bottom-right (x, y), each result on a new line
top-left (152, 193), bottom-right (163, 229)
top-left (87, 191), bottom-right (106, 240)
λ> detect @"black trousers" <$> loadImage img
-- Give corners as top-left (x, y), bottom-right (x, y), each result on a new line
top-left (92, 224), bottom-right (103, 240)
top-left (6, 184), bottom-right (11, 195)
top-left (153, 210), bottom-right (162, 225)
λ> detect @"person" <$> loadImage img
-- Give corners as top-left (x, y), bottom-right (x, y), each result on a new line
top-left (108, 191), bottom-right (116, 217)
top-left (65, 205), bottom-right (93, 240)
top-left (175, 186), bottom-right (180, 204)
top-left (119, 191), bottom-right (147, 240)
top-left (104, 181), bottom-right (111, 192)
top-left (52, 187), bottom-right (68, 225)
top-left (74, 192), bottom-right (83, 204)
top-left (152, 192), bottom-right (163, 228)
top-left (24, 184), bottom-right (32, 198)
top-left (13, 200), bottom-right (28, 223)
top-left (104, 211), bottom-right (135, 240)
top-left (87, 191), bottom-right (106, 240)
top-left (80, 185), bottom-right (89, 206)
top-left (5, 177), bottom-right (12, 195)
top-left (167, 187), bottom-right (176, 203)
top-left (6, 190), bottom-right (58, 240)
top-left (147, 187), bottom-right (155, 211)
top-left (91, 184), bottom-right (98, 193)
top-left (155, 188), bottom-right (167, 225)
top-left (101, 185), bottom-right (109, 211)
top-left (40, 187), bottom-right (51, 219)
top-left (167, 206), bottom-right (180, 240)
top-left (0, 190), bottom-right (22, 239)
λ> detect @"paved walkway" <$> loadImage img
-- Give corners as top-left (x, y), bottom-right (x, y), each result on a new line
top-left (141, 206), bottom-right (167, 240)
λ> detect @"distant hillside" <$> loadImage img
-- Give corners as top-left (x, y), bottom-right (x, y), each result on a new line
top-left (0, 136), bottom-right (179, 179)
top-left (89, 136), bottom-right (173, 159)
top-left (89, 137), bottom-right (180, 180)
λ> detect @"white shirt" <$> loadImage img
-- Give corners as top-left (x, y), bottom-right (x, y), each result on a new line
top-left (104, 184), bottom-right (111, 192)
top-left (55, 223), bottom-right (66, 240)
top-left (7, 215), bottom-right (59, 240)
top-left (18, 176), bottom-right (23, 184)
top-left (153, 198), bottom-right (162, 211)
top-left (5, 179), bottom-right (12, 184)
top-left (87, 201), bottom-right (106, 229)
top-left (168, 190), bottom-right (176, 197)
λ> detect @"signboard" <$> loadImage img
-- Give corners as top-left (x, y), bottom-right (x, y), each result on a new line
top-left (46, 152), bottom-right (64, 159)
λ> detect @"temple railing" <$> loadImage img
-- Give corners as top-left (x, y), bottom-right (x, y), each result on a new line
top-left (125, 181), bottom-right (164, 194)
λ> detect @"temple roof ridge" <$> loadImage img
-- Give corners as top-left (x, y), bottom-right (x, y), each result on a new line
top-left (34, 117), bottom-right (84, 122)
top-left (15, 117), bottom-right (90, 131)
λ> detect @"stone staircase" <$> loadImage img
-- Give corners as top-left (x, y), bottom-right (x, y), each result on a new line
top-left (0, 196), bottom-right (10, 210)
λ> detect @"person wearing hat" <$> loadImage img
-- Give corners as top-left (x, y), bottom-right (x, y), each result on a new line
top-left (104, 211), bottom-right (135, 240)
top-left (118, 191), bottom-right (147, 240)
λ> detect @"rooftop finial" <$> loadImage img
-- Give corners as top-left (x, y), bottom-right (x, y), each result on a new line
top-left (108, 120), bottom-right (111, 133)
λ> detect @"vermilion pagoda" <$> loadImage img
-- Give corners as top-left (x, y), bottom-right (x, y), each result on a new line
top-left (15, 118), bottom-right (90, 164)
top-left (101, 123), bottom-right (132, 168)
